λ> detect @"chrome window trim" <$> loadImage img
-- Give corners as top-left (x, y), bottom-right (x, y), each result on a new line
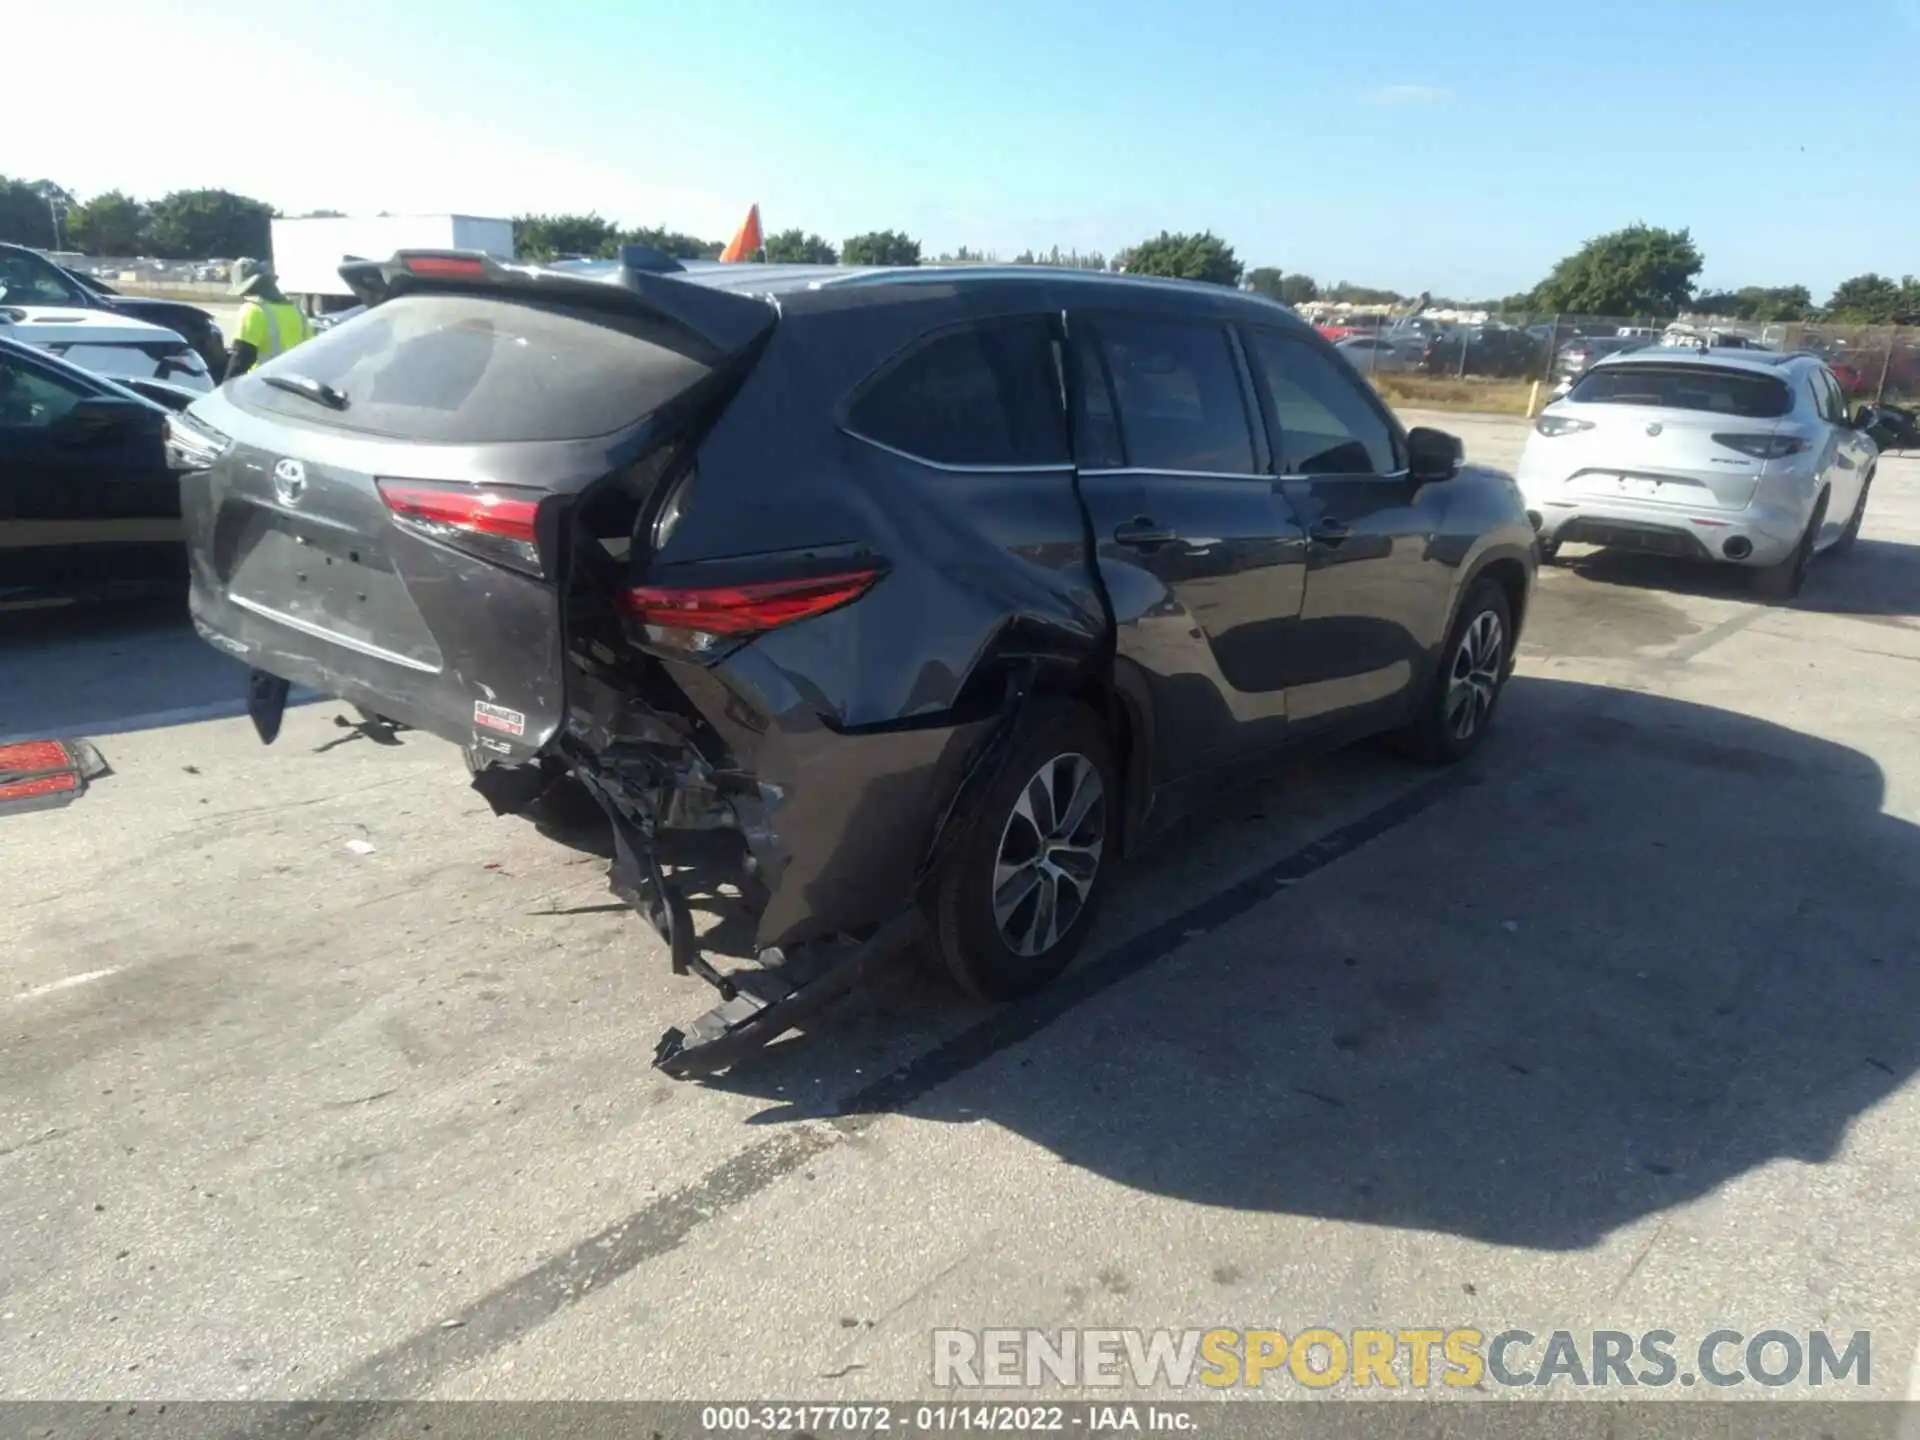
top-left (843, 428), bottom-right (1074, 474)
top-left (1077, 465), bottom-right (1271, 482)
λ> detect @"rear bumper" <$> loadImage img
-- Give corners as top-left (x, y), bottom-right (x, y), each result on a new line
top-left (194, 570), bottom-right (999, 957)
top-left (188, 572), bottom-right (555, 764)
top-left (1524, 492), bottom-right (1806, 566)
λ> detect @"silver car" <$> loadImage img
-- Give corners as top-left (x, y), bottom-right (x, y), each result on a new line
top-left (1334, 334), bottom-right (1417, 375)
top-left (1517, 348), bottom-right (1879, 598)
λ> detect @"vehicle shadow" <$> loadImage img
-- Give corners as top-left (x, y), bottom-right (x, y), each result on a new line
top-left (712, 676), bottom-right (1920, 1252)
top-left (0, 598), bottom-right (315, 742)
top-left (1556, 536), bottom-right (1920, 618)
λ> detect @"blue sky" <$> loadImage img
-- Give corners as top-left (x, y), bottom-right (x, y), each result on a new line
top-left (18, 0), bottom-right (1919, 299)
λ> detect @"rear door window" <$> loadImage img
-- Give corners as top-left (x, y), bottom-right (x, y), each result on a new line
top-left (1568, 364), bottom-right (1792, 418)
top-left (845, 316), bottom-right (1067, 468)
top-left (1092, 315), bottom-right (1255, 473)
top-left (1815, 368), bottom-right (1848, 423)
top-left (0, 352), bottom-right (90, 429)
top-left (235, 293), bottom-right (716, 443)
top-left (1244, 329), bottom-right (1399, 475)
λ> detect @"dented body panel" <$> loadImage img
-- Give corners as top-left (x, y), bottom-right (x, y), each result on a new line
top-left (178, 258), bottom-right (1533, 1068)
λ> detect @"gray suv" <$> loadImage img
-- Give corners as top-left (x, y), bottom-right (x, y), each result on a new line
top-left (173, 251), bottom-right (1536, 1071)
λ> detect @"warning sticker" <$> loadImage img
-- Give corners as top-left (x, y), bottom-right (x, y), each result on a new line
top-left (473, 701), bottom-right (527, 738)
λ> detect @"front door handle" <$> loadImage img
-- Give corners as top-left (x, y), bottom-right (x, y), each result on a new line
top-left (1310, 518), bottom-right (1352, 545)
top-left (1114, 518), bottom-right (1177, 548)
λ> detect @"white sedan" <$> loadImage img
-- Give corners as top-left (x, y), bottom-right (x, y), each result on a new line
top-left (0, 306), bottom-right (213, 392)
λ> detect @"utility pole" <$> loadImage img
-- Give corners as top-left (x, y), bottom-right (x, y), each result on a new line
top-left (45, 194), bottom-right (66, 251)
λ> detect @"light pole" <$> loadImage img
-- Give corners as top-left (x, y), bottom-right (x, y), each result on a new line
top-left (45, 194), bottom-right (67, 251)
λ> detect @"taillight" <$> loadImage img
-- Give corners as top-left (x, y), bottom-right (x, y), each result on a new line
top-left (622, 568), bottom-right (882, 650)
top-left (378, 479), bottom-right (544, 575)
top-left (404, 254), bottom-right (487, 278)
top-left (164, 413), bottom-right (231, 471)
top-left (1712, 433), bottom-right (1807, 460)
top-left (1533, 414), bottom-right (1595, 437)
top-left (0, 739), bottom-right (88, 813)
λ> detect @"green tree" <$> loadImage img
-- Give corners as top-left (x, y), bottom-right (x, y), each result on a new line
top-left (841, 230), bottom-right (922, 266)
top-left (1245, 266), bottom-right (1284, 298)
top-left (0, 175), bottom-right (65, 247)
top-left (143, 189), bottom-right (274, 259)
top-left (762, 228), bottom-right (837, 264)
top-left (1693, 285), bottom-right (1813, 322)
top-left (1824, 273), bottom-right (1919, 323)
top-left (65, 190), bottom-right (147, 255)
top-left (1325, 281), bottom-right (1404, 305)
top-left (1245, 268), bottom-right (1317, 304)
top-left (1531, 224), bottom-right (1703, 318)
top-left (513, 212), bottom-right (621, 260)
top-left (1118, 231), bottom-right (1242, 287)
top-left (623, 225), bottom-right (721, 260)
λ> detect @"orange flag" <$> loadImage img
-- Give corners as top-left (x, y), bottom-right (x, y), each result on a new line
top-left (718, 204), bottom-right (763, 263)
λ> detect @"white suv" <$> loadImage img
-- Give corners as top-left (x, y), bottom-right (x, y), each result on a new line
top-left (1517, 349), bottom-right (1878, 599)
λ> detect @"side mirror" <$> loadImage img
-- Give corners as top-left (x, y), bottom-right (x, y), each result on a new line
top-left (1407, 425), bottom-right (1464, 481)
top-left (1852, 404), bottom-right (1879, 432)
top-left (52, 394), bottom-right (155, 445)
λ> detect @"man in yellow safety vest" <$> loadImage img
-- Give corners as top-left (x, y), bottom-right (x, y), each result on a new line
top-left (223, 263), bottom-right (313, 380)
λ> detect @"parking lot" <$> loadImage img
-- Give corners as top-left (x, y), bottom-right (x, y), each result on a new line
top-left (4, 410), bottom-right (1920, 1402)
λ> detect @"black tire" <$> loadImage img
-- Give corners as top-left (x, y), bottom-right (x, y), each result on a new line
top-left (927, 700), bottom-right (1119, 1001)
top-left (1397, 578), bottom-right (1514, 765)
top-left (1831, 471), bottom-right (1872, 556)
top-left (1536, 538), bottom-right (1562, 565)
top-left (1752, 491), bottom-right (1827, 602)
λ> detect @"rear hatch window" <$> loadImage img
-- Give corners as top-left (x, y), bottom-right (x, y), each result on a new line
top-left (234, 293), bottom-right (714, 443)
top-left (1569, 364), bottom-right (1791, 418)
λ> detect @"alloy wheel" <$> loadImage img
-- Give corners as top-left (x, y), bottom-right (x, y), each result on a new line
top-left (991, 752), bottom-right (1107, 958)
top-left (1445, 610), bottom-right (1505, 742)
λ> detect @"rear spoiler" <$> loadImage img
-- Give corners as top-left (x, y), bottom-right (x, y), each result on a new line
top-left (336, 249), bottom-right (776, 364)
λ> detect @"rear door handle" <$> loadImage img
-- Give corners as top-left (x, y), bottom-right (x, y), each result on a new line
top-left (1310, 519), bottom-right (1352, 545)
top-left (1113, 519), bottom-right (1177, 548)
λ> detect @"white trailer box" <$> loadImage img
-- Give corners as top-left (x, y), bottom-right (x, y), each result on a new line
top-left (269, 215), bottom-right (515, 313)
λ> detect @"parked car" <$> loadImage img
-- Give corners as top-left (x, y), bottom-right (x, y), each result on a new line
top-left (176, 252), bottom-right (1535, 1058)
top-left (1554, 335), bottom-right (1652, 383)
top-left (0, 243), bottom-right (227, 376)
top-left (1660, 326), bottom-right (1770, 351)
top-left (0, 302), bottom-right (214, 393)
top-left (1519, 349), bottom-right (1878, 598)
top-left (1421, 324), bottom-right (1543, 378)
top-left (1334, 334), bottom-right (1417, 374)
top-left (0, 334), bottom-right (195, 607)
top-left (309, 304), bottom-right (365, 334)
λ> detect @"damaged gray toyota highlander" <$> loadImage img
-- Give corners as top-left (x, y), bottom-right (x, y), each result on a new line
top-left (172, 249), bottom-right (1535, 1074)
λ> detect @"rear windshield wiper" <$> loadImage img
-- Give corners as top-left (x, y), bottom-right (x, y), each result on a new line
top-left (261, 373), bottom-right (350, 411)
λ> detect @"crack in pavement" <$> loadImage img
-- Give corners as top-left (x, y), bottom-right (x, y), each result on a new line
top-left (232, 771), bottom-right (1467, 1427)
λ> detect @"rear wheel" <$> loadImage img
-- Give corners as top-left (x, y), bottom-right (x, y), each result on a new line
top-left (1831, 470), bottom-right (1873, 556)
top-left (1752, 491), bottom-right (1827, 602)
top-left (928, 702), bottom-right (1118, 1000)
top-left (1396, 578), bottom-right (1513, 764)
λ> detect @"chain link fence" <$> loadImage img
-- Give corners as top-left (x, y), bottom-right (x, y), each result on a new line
top-left (1307, 308), bottom-right (1920, 416)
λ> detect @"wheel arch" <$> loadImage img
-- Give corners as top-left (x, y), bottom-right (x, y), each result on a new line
top-left (1457, 544), bottom-right (1534, 659)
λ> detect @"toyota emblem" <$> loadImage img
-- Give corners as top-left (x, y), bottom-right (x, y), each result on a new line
top-left (1645, 422), bottom-right (1664, 437)
top-left (272, 458), bottom-right (308, 506)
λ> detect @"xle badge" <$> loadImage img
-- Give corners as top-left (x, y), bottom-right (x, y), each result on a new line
top-left (473, 701), bottom-right (526, 738)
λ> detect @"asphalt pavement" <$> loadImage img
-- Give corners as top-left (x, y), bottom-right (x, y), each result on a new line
top-left (4, 414), bottom-right (1920, 1405)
